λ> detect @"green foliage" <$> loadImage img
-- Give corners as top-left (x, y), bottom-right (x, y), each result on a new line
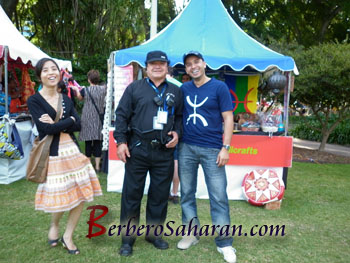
top-left (6, 0), bottom-right (349, 81)
top-left (290, 115), bottom-right (350, 146)
top-left (291, 42), bottom-right (350, 112)
top-left (6, 0), bottom-right (177, 90)
top-left (288, 42), bottom-right (350, 149)
top-left (72, 54), bottom-right (108, 86)
top-left (14, 0), bottom-right (177, 63)
top-left (222, 0), bottom-right (350, 48)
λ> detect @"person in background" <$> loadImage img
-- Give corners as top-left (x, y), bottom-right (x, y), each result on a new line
top-left (0, 80), bottom-right (10, 116)
top-left (27, 58), bottom-right (102, 255)
top-left (58, 80), bottom-right (76, 106)
top-left (177, 51), bottom-right (236, 263)
top-left (8, 77), bottom-right (26, 113)
top-left (181, 73), bottom-right (191, 83)
top-left (113, 50), bottom-right (183, 256)
top-left (74, 70), bottom-right (106, 172)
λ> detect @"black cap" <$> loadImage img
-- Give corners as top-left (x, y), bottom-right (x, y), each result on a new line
top-left (183, 51), bottom-right (204, 64)
top-left (145, 50), bottom-right (170, 64)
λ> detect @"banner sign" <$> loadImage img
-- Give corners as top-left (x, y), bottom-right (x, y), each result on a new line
top-left (108, 129), bottom-right (289, 199)
top-left (113, 65), bottom-right (133, 111)
top-left (110, 131), bottom-right (292, 168)
top-left (227, 135), bottom-right (293, 167)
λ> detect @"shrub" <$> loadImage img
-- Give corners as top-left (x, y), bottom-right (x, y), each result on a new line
top-left (290, 115), bottom-right (350, 146)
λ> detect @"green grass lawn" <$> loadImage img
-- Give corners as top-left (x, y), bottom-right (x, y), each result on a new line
top-left (0, 162), bottom-right (349, 263)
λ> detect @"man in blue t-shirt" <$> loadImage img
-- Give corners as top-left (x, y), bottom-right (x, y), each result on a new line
top-left (177, 51), bottom-right (236, 263)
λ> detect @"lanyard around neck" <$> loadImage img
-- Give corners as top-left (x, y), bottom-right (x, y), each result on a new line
top-left (147, 78), bottom-right (167, 98)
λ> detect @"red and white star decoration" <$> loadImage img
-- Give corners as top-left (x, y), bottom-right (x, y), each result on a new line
top-left (242, 169), bottom-right (285, 206)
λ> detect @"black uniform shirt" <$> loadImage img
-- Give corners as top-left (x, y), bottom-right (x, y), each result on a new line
top-left (114, 78), bottom-right (183, 144)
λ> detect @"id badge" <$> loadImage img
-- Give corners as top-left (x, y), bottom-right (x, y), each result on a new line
top-left (157, 110), bottom-right (168, 124)
top-left (153, 116), bottom-right (163, 130)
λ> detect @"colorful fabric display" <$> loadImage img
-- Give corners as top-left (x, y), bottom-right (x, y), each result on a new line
top-left (21, 67), bottom-right (35, 105)
top-left (0, 93), bottom-right (11, 115)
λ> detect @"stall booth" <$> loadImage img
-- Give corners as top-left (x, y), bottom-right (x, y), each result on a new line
top-left (0, 6), bottom-right (72, 184)
top-left (103, 0), bottom-right (298, 204)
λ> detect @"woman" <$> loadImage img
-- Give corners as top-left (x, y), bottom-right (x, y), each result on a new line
top-left (74, 70), bottom-right (106, 172)
top-left (27, 58), bottom-right (102, 255)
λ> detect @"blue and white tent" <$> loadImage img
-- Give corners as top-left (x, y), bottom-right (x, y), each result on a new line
top-left (114, 0), bottom-right (298, 74)
top-left (106, 0), bottom-right (297, 193)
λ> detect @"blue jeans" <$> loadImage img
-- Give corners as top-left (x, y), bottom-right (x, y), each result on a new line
top-left (178, 142), bottom-right (233, 247)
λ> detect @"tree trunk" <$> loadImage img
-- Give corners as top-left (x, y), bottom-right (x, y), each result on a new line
top-left (319, 129), bottom-right (331, 151)
top-left (319, 5), bottom-right (342, 43)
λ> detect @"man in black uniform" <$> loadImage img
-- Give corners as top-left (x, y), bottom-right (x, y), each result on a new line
top-left (114, 50), bottom-right (183, 256)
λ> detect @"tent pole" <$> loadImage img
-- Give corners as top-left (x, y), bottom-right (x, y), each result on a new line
top-left (150, 0), bottom-right (158, 38)
top-left (284, 71), bottom-right (292, 136)
top-left (4, 45), bottom-right (9, 116)
top-left (102, 52), bottom-right (115, 151)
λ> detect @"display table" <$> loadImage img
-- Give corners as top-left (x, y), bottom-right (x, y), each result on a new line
top-left (107, 128), bottom-right (293, 200)
top-left (0, 115), bottom-right (33, 184)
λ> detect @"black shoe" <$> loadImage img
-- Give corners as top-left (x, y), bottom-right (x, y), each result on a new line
top-left (172, 195), bottom-right (179, 204)
top-left (145, 237), bottom-right (169, 250)
top-left (60, 237), bottom-right (80, 255)
top-left (119, 243), bottom-right (133, 256)
top-left (48, 238), bottom-right (59, 248)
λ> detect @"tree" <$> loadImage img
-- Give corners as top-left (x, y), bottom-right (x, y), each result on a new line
top-left (222, 0), bottom-right (350, 48)
top-left (0, 0), bottom-right (18, 19)
top-left (28, 0), bottom-right (145, 59)
top-left (290, 42), bottom-right (350, 150)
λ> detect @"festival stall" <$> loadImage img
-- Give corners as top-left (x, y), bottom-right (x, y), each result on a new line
top-left (0, 6), bottom-right (72, 184)
top-left (104, 0), bottom-right (298, 206)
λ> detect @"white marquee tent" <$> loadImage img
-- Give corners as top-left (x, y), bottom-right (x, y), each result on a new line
top-left (0, 5), bottom-right (71, 184)
top-left (0, 5), bottom-right (72, 71)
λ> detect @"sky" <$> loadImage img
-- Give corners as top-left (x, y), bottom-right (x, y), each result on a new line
top-left (175, 0), bottom-right (186, 11)
top-left (145, 0), bottom-right (189, 12)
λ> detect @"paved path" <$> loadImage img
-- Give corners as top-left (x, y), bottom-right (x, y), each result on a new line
top-left (293, 138), bottom-right (350, 157)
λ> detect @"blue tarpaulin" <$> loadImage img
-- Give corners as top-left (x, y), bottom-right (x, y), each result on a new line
top-left (114, 0), bottom-right (298, 74)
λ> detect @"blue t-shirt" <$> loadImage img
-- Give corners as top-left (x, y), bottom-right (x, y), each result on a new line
top-left (181, 78), bottom-right (233, 149)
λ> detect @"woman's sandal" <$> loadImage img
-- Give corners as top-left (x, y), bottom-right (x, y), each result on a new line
top-left (60, 237), bottom-right (80, 255)
top-left (48, 238), bottom-right (59, 247)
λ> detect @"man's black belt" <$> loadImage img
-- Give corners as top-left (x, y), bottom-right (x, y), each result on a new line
top-left (137, 138), bottom-right (164, 149)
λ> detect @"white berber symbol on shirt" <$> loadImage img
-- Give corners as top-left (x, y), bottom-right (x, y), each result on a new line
top-left (186, 95), bottom-right (208, 126)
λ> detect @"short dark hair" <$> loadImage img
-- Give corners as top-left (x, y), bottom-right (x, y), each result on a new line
top-left (35, 58), bottom-right (60, 81)
top-left (87, 69), bottom-right (100, 85)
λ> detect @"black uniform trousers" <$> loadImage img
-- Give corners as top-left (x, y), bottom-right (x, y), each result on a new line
top-left (120, 139), bottom-right (174, 245)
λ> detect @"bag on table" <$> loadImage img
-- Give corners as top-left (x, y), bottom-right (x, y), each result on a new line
top-left (0, 117), bottom-right (24, 160)
top-left (26, 94), bottom-right (62, 183)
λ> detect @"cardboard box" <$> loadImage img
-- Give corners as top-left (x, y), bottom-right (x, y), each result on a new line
top-left (265, 200), bottom-right (282, 210)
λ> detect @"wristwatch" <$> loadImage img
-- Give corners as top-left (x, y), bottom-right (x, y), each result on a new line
top-left (222, 144), bottom-right (230, 150)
